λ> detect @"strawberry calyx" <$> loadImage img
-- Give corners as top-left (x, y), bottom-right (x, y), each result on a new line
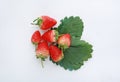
top-left (32, 42), bottom-right (37, 45)
top-left (58, 44), bottom-right (69, 50)
top-left (36, 54), bottom-right (47, 60)
top-left (32, 42), bottom-right (39, 45)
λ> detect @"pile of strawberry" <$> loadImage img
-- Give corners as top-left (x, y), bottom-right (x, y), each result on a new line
top-left (31, 15), bottom-right (93, 70)
top-left (31, 16), bottom-right (71, 67)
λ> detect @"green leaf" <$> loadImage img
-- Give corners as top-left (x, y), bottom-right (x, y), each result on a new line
top-left (49, 16), bottom-right (93, 70)
top-left (58, 16), bottom-right (84, 38)
top-left (71, 36), bottom-right (81, 46)
top-left (52, 40), bottom-right (93, 70)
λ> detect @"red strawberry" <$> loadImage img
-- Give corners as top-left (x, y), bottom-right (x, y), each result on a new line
top-left (36, 41), bottom-right (49, 59)
top-left (58, 34), bottom-right (71, 49)
top-left (31, 30), bottom-right (41, 45)
top-left (32, 16), bottom-right (57, 30)
top-left (49, 45), bottom-right (64, 62)
top-left (42, 30), bottom-right (58, 43)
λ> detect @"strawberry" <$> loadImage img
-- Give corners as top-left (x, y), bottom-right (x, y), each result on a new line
top-left (36, 41), bottom-right (49, 67)
top-left (58, 34), bottom-right (71, 50)
top-left (32, 16), bottom-right (57, 30)
top-left (31, 30), bottom-right (41, 45)
top-left (42, 30), bottom-right (58, 43)
top-left (49, 45), bottom-right (64, 62)
top-left (36, 41), bottom-right (49, 59)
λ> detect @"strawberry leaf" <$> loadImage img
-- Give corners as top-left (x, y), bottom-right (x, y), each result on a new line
top-left (51, 40), bottom-right (93, 70)
top-left (71, 36), bottom-right (81, 46)
top-left (58, 16), bottom-right (84, 38)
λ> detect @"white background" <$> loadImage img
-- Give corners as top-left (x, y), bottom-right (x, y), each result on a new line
top-left (0, 0), bottom-right (120, 82)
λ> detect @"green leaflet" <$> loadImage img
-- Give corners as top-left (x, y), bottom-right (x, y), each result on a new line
top-left (50, 16), bottom-right (93, 70)
top-left (71, 36), bottom-right (81, 46)
top-left (55, 40), bottom-right (93, 70)
top-left (58, 16), bottom-right (84, 38)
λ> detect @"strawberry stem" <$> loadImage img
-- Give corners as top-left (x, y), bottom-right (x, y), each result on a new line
top-left (33, 17), bottom-right (40, 22)
top-left (31, 17), bottom-right (42, 25)
top-left (40, 58), bottom-right (44, 68)
top-left (35, 44), bottom-right (37, 51)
